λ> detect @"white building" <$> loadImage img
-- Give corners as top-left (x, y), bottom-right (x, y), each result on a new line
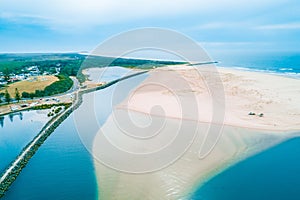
top-left (16, 74), bottom-right (26, 80)
top-left (27, 66), bottom-right (40, 76)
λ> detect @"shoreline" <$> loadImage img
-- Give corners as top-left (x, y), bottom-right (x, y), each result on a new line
top-left (0, 70), bottom-right (148, 198)
top-left (218, 65), bottom-right (300, 80)
top-left (93, 109), bottom-right (294, 199)
top-left (187, 134), bottom-right (295, 199)
top-left (92, 64), bottom-right (300, 199)
top-left (115, 65), bottom-right (300, 131)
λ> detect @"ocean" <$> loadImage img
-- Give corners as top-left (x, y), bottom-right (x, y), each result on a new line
top-left (191, 51), bottom-right (300, 200)
top-left (0, 52), bottom-right (299, 199)
top-left (213, 51), bottom-right (300, 78)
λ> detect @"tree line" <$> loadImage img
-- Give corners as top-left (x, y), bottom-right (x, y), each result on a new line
top-left (0, 88), bottom-right (20, 104)
top-left (0, 75), bottom-right (73, 103)
top-left (22, 75), bottom-right (73, 98)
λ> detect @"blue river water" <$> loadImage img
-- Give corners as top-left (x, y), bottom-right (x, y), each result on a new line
top-left (1, 113), bottom-right (98, 200)
top-left (0, 67), bottom-right (147, 200)
top-left (0, 52), bottom-right (300, 200)
top-left (191, 51), bottom-right (300, 199)
top-left (192, 137), bottom-right (300, 200)
top-left (0, 110), bottom-right (49, 172)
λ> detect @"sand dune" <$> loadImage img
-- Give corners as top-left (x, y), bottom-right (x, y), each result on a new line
top-left (92, 65), bottom-right (300, 199)
top-left (117, 65), bottom-right (300, 131)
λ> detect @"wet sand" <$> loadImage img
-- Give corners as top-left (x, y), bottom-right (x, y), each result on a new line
top-left (92, 65), bottom-right (300, 199)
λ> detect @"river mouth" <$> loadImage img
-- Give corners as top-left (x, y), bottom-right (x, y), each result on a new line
top-left (192, 136), bottom-right (300, 200)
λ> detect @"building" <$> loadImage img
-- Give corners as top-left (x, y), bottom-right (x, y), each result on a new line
top-left (16, 74), bottom-right (26, 81)
top-left (0, 81), bottom-right (8, 85)
top-left (27, 66), bottom-right (40, 76)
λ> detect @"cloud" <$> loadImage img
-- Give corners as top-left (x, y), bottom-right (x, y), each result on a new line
top-left (0, 0), bottom-right (205, 28)
top-left (1, 0), bottom-right (299, 52)
top-left (201, 41), bottom-right (256, 46)
top-left (255, 22), bottom-right (300, 30)
top-left (0, 0), bottom-right (284, 30)
top-left (0, 12), bottom-right (51, 26)
top-left (186, 21), bottom-right (251, 31)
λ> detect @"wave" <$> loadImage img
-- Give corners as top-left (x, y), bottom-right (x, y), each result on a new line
top-left (224, 66), bottom-right (300, 80)
top-left (279, 68), bottom-right (293, 71)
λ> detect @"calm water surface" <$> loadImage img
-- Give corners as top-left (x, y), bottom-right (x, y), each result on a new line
top-left (1, 67), bottom-right (147, 200)
top-left (192, 137), bottom-right (300, 200)
top-left (0, 110), bottom-right (49, 172)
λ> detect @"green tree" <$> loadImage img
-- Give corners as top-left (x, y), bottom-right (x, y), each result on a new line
top-left (22, 91), bottom-right (30, 98)
top-left (15, 88), bottom-right (21, 102)
top-left (0, 93), bottom-right (4, 103)
top-left (29, 93), bottom-right (35, 99)
top-left (4, 89), bottom-right (11, 104)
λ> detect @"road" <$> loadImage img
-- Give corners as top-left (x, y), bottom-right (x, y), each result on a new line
top-left (0, 70), bottom-right (148, 197)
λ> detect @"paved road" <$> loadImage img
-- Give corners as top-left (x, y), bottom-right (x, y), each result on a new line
top-left (0, 70), bottom-right (148, 197)
top-left (64, 76), bottom-right (80, 94)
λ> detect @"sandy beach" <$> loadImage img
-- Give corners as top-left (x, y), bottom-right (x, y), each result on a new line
top-left (92, 65), bottom-right (300, 199)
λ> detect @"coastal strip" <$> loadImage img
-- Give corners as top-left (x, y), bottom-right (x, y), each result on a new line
top-left (0, 70), bottom-right (148, 198)
top-left (92, 65), bottom-right (300, 199)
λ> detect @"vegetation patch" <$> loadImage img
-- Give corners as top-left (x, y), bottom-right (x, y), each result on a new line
top-left (0, 53), bottom-right (187, 84)
top-left (21, 75), bottom-right (73, 98)
top-left (33, 102), bottom-right (72, 110)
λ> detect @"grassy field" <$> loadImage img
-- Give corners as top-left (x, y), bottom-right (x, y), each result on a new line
top-left (0, 75), bottom-right (58, 95)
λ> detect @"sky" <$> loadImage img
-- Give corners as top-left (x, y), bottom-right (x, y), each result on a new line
top-left (0, 0), bottom-right (300, 56)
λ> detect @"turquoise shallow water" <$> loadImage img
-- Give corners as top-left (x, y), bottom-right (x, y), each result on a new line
top-left (192, 137), bottom-right (300, 200)
top-left (1, 53), bottom-right (300, 200)
top-left (190, 52), bottom-right (300, 199)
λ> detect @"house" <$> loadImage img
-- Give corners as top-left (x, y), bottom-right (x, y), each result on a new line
top-left (8, 77), bottom-right (18, 83)
top-left (9, 73), bottom-right (16, 78)
top-left (55, 67), bottom-right (61, 75)
top-left (0, 81), bottom-right (8, 85)
top-left (27, 66), bottom-right (40, 76)
top-left (24, 73), bottom-right (31, 79)
top-left (16, 74), bottom-right (26, 81)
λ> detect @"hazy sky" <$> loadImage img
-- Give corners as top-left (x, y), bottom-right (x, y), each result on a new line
top-left (1, 0), bottom-right (300, 54)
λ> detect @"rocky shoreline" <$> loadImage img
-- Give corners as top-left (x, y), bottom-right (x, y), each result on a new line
top-left (0, 70), bottom-right (147, 198)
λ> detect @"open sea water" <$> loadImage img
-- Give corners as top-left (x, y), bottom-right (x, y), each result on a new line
top-left (192, 51), bottom-right (300, 200)
top-left (1, 52), bottom-right (300, 200)
top-left (214, 51), bottom-right (300, 78)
